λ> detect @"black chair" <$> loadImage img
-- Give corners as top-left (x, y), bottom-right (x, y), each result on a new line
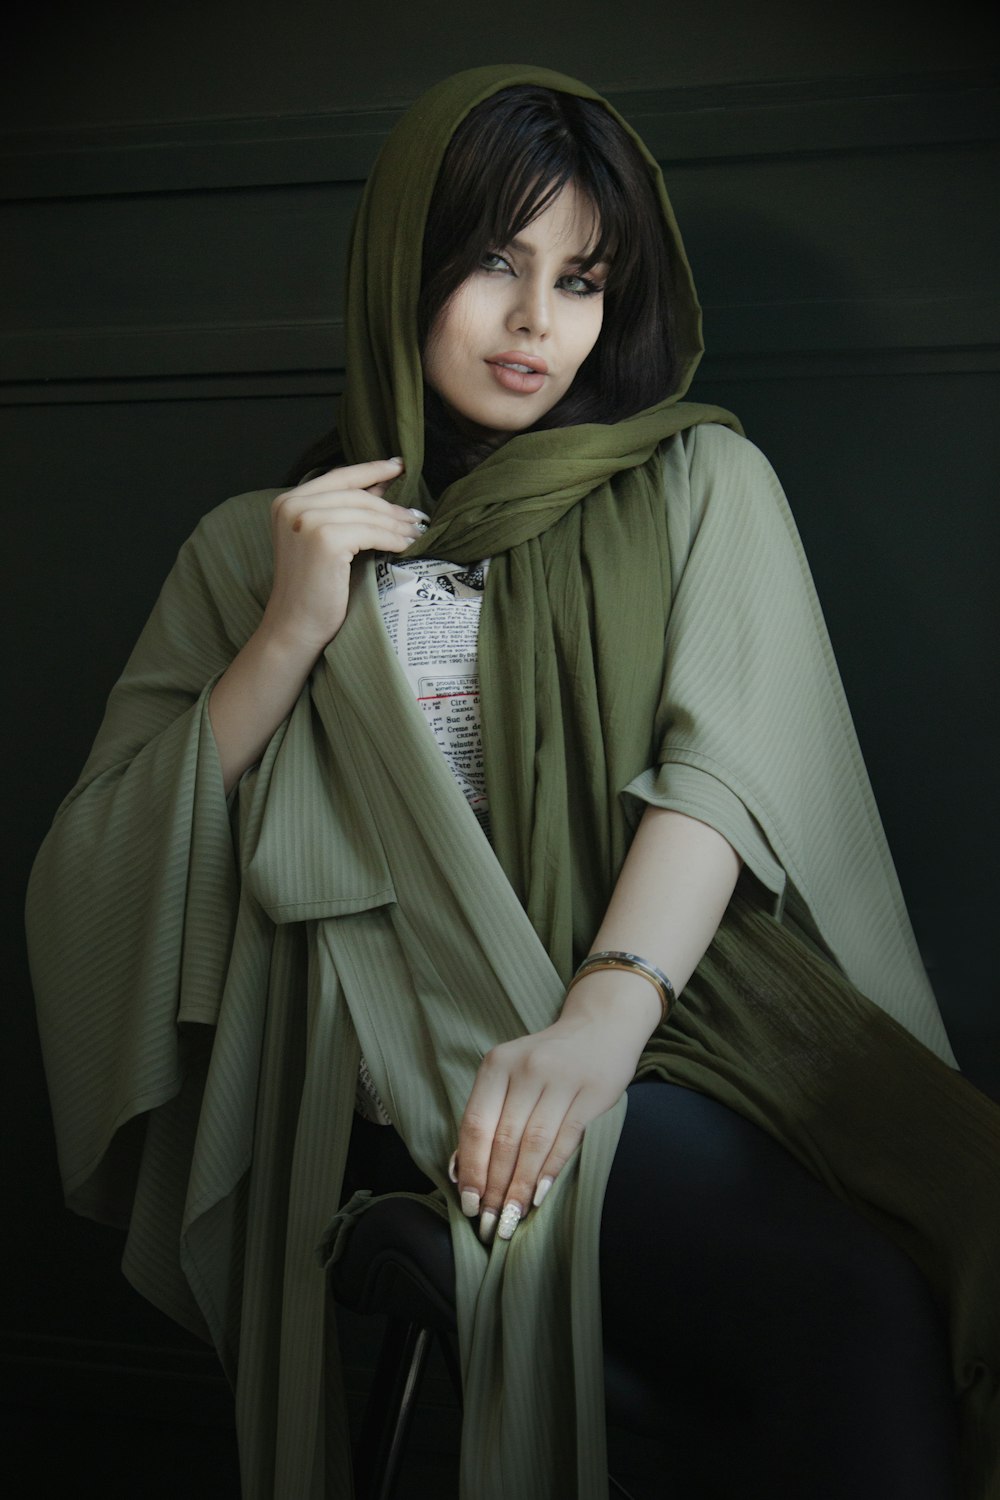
top-left (329, 1195), bottom-right (650, 1500)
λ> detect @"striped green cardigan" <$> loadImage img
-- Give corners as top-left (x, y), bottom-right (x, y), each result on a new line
top-left (27, 426), bottom-right (998, 1497)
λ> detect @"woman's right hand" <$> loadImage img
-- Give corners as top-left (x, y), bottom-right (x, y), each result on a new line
top-left (261, 457), bottom-right (425, 656)
top-left (208, 456), bottom-right (424, 792)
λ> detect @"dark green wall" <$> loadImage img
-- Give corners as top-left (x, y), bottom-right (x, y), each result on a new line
top-left (3, 0), bottom-right (997, 1432)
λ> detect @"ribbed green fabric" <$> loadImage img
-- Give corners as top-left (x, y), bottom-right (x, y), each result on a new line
top-left (27, 436), bottom-right (1000, 1496)
top-left (26, 64), bottom-right (1000, 1500)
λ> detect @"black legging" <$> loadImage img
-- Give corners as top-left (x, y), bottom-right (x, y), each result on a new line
top-left (600, 1080), bottom-right (958, 1498)
top-left (343, 1079), bottom-right (959, 1499)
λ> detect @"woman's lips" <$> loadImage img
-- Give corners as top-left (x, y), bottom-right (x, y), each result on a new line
top-left (486, 352), bottom-right (548, 395)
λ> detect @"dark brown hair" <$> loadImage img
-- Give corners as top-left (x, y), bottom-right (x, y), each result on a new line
top-left (290, 85), bottom-right (677, 491)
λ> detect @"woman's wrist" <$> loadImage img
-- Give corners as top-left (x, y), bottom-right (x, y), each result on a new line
top-left (253, 610), bottom-right (331, 673)
top-left (208, 621), bottom-right (321, 792)
top-left (557, 967), bottom-right (662, 1042)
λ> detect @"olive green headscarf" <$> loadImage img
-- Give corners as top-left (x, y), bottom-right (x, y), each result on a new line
top-left (338, 64), bottom-right (741, 970)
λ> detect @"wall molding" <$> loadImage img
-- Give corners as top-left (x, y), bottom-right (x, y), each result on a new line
top-left (1, 71), bottom-right (996, 201)
top-left (2, 298), bottom-right (997, 403)
top-left (6, 349), bottom-right (998, 409)
top-left (3, 70), bottom-right (996, 403)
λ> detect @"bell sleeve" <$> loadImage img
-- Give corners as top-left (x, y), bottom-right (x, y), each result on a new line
top-left (624, 424), bottom-right (956, 1064)
top-left (25, 490), bottom-right (277, 1230)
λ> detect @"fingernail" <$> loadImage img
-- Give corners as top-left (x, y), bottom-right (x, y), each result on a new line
top-left (533, 1177), bottom-right (553, 1209)
top-left (461, 1189), bottom-right (480, 1217)
top-left (412, 521), bottom-right (428, 536)
top-left (448, 1150), bottom-right (459, 1185)
top-left (478, 1210), bottom-right (498, 1246)
top-left (388, 456), bottom-right (404, 466)
top-left (408, 508), bottom-right (430, 522)
top-left (497, 1203), bottom-right (522, 1241)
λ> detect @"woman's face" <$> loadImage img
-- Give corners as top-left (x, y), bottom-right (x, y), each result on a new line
top-left (423, 183), bottom-right (608, 444)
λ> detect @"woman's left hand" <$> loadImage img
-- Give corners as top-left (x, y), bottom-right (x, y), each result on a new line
top-left (453, 978), bottom-right (659, 1244)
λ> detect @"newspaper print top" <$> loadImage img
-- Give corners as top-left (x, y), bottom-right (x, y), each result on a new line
top-left (376, 554), bottom-right (492, 840)
top-left (356, 553), bottom-right (493, 1126)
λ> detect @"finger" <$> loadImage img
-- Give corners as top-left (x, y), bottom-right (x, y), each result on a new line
top-left (494, 1091), bottom-right (580, 1238)
top-left (475, 1082), bottom-right (547, 1245)
top-left (364, 478), bottom-right (430, 528)
top-left (531, 1102), bottom-right (591, 1210)
top-left (283, 507), bottom-right (419, 555)
top-left (288, 456), bottom-right (404, 497)
top-left (456, 1051), bottom-right (516, 1222)
top-left (305, 521), bottom-right (421, 557)
top-left (273, 488), bottom-right (417, 528)
top-left (286, 503), bottom-right (420, 541)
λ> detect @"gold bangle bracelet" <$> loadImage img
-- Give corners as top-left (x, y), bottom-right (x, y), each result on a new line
top-left (568, 950), bottom-right (675, 1024)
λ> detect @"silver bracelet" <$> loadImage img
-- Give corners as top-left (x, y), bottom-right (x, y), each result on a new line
top-left (568, 950), bottom-right (675, 1024)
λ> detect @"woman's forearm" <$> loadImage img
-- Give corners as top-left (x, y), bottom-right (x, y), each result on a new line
top-left (455, 805), bottom-right (742, 1239)
top-left (559, 805), bottom-right (742, 1042)
top-left (208, 624), bottom-right (319, 794)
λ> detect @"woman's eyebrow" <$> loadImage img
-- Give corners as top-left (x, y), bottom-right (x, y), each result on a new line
top-left (505, 236), bottom-right (608, 267)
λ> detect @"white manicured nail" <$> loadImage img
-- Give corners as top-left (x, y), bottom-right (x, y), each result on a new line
top-left (461, 1189), bottom-right (480, 1217)
top-left (478, 1210), bottom-right (498, 1246)
top-left (448, 1151), bottom-right (459, 1185)
top-left (497, 1203), bottom-right (522, 1241)
top-left (408, 508), bottom-right (430, 522)
top-left (533, 1177), bottom-right (553, 1209)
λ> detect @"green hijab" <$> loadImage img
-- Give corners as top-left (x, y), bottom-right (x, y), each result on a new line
top-left (338, 64), bottom-right (741, 971)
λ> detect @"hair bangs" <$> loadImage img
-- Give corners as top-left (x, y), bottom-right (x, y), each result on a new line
top-left (479, 127), bottom-right (576, 263)
top-left (479, 116), bottom-right (628, 283)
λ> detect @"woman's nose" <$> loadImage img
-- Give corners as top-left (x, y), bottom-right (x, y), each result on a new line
top-left (507, 277), bottom-right (551, 338)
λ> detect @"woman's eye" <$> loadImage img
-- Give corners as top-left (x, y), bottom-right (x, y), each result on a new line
top-left (480, 252), bottom-right (512, 274)
top-left (559, 272), bottom-right (603, 297)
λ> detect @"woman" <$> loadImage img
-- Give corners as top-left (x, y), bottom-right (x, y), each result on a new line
top-left (26, 66), bottom-right (998, 1500)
